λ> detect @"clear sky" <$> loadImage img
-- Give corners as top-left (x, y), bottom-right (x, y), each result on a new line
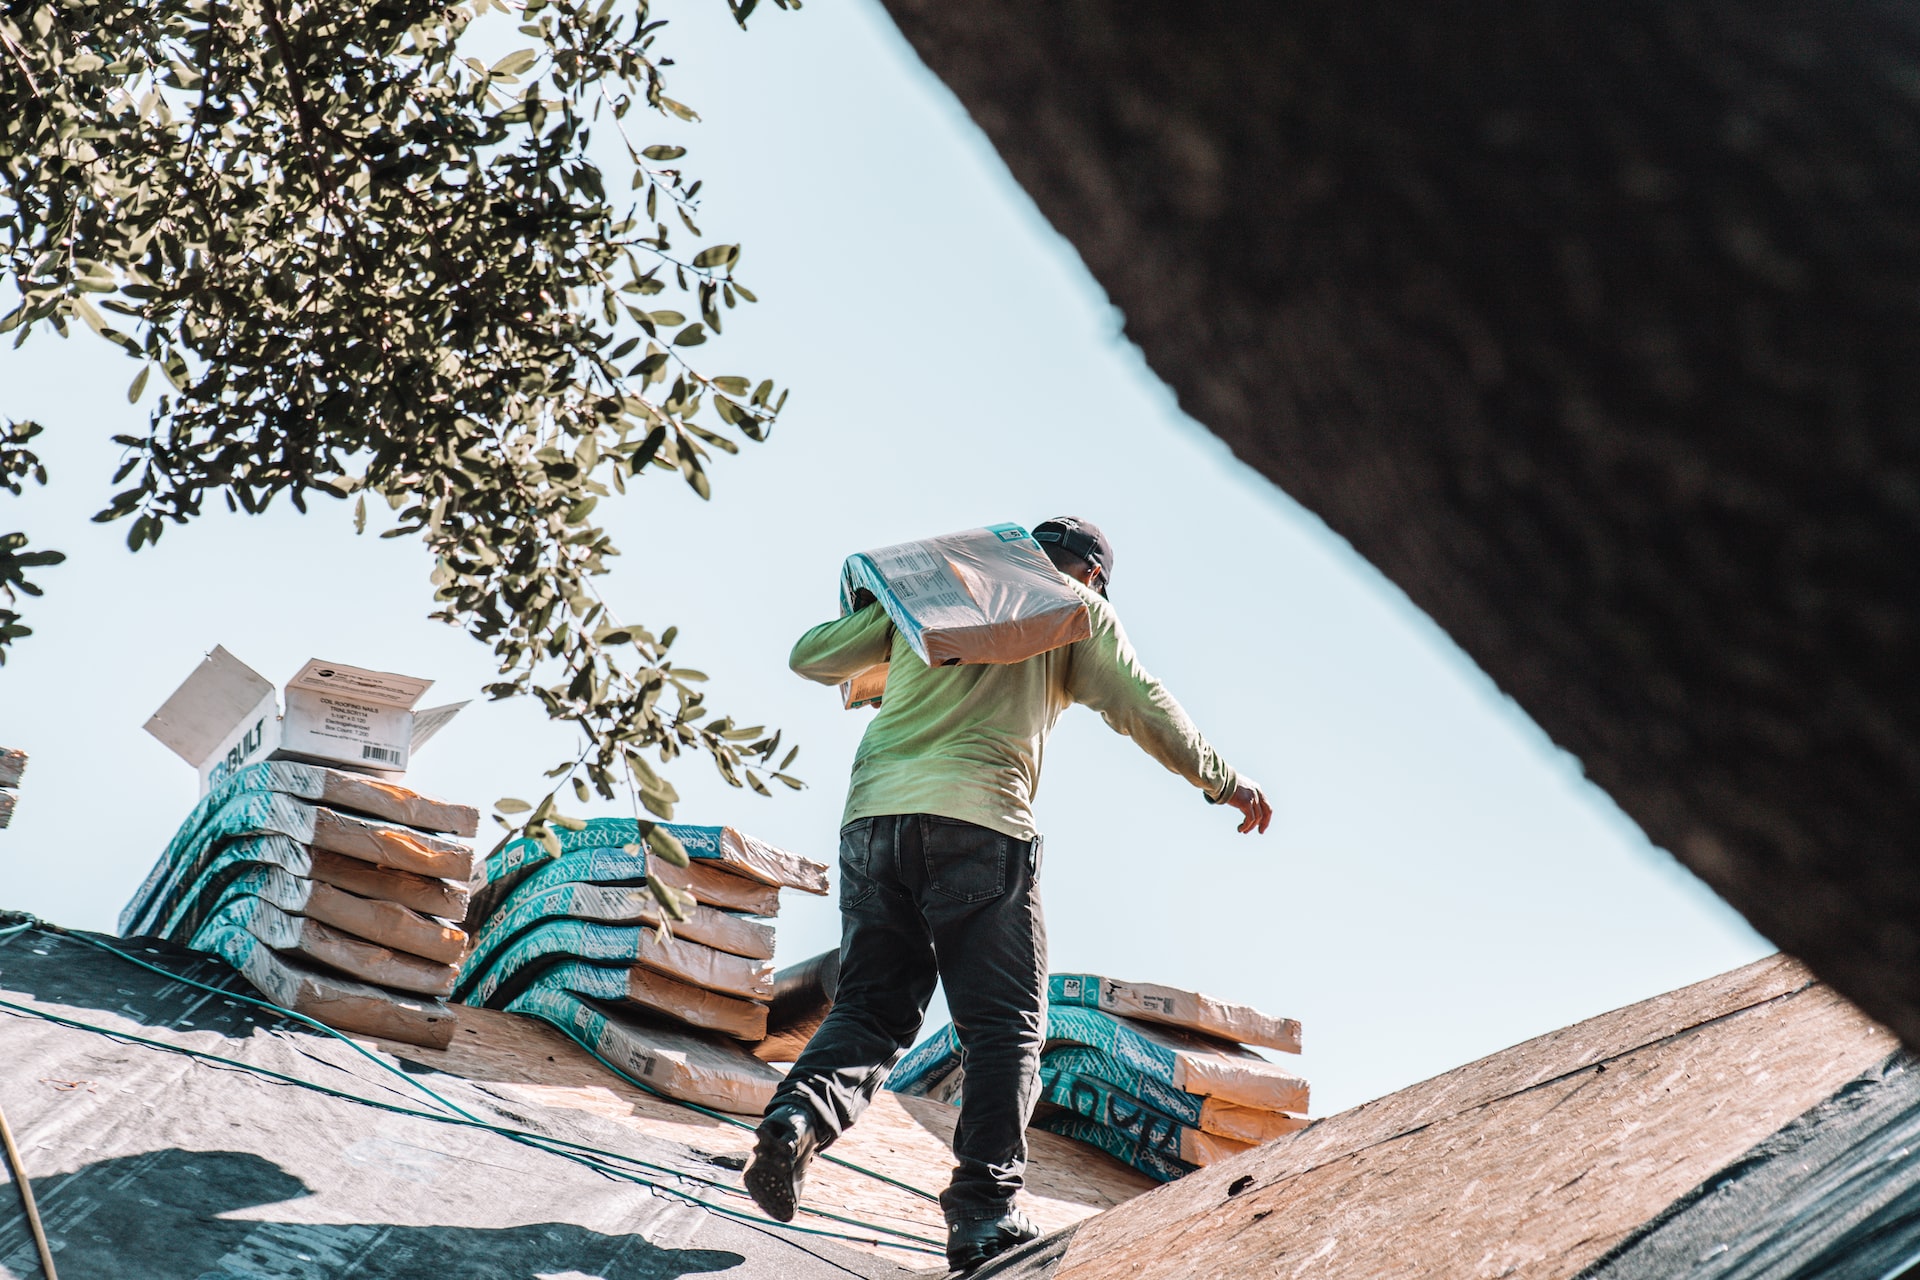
top-left (0, 0), bottom-right (1768, 1116)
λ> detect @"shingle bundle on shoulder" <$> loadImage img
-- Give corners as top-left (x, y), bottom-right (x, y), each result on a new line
top-left (454, 816), bottom-right (828, 1113)
top-left (118, 761), bottom-right (480, 1048)
top-left (888, 973), bottom-right (1308, 1181)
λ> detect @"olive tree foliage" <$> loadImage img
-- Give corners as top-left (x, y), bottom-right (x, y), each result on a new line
top-left (0, 0), bottom-right (803, 908)
top-left (0, 420), bottom-right (61, 656)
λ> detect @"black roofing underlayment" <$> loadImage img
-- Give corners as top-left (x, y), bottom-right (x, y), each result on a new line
top-left (1577, 1053), bottom-right (1920, 1280)
top-left (0, 921), bottom-right (920, 1280)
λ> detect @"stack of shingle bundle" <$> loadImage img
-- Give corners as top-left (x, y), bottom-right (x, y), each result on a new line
top-left (455, 816), bottom-right (829, 1113)
top-left (889, 973), bottom-right (1307, 1181)
top-left (118, 761), bottom-right (479, 1048)
top-left (0, 748), bottom-right (22, 829)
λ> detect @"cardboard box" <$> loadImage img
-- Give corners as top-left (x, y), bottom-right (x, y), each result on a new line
top-left (145, 646), bottom-right (466, 792)
top-left (838, 523), bottom-right (1092, 709)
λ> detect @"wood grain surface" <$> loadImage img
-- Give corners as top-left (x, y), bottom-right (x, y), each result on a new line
top-left (1051, 956), bottom-right (1894, 1280)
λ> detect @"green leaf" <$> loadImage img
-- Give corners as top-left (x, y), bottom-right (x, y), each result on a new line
top-left (647, 825), bottom-right (691, 868)
top-left (0, 0), bottom-right (805, 834)
top-left (496, 798), bottom-right (532, 814)
top-left (648, 878), bottom-right (693, 921)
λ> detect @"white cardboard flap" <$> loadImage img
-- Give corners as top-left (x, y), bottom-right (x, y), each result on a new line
top-left (198, 689), bottom-right (283, 792)
top-left (286, 659), bottom-right (434, 709)
top-left (409, 701), bottom-right (468, 751)
top-left (145, 646), bottom-right (277, 766)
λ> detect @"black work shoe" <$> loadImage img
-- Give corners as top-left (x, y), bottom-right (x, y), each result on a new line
top-left (744, 1105), bottom-right (820, 1223)
top-left (946, 1206), bottom-right (1041, 1271)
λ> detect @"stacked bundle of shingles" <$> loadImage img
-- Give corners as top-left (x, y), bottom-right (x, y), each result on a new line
top-left (117, 761), bottom-right (480, 1048)
top-left (453, 816), bottom-right (830, 1113)
top-left (0, 748), bottom-right (22, 829)
top-left (888, 973), bottom-right (1308, 1181)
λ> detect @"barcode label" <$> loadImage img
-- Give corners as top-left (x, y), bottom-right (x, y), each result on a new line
top-left (362, 745), bottom-right (401, 764)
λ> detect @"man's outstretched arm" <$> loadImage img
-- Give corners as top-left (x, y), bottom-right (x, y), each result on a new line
top-left (1065, 594), bottom-right (1272, 834)
top-left (790, 602), bottom-right (894, 686)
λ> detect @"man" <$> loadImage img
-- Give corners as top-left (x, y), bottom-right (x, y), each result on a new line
top-left (745, 517), bottom-right (1272, 1271)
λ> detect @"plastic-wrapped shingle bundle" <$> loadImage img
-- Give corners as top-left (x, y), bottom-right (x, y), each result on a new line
top-left (454, 817), bottom-right (829, 1113)
top-left (118, 762), bottom-right (480, 1048)
top-left (888, 974), bottom-right (1308, 1182)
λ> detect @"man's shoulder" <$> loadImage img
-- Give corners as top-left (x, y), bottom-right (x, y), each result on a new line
top-left (1060, 577), bottom-right (1119, 637)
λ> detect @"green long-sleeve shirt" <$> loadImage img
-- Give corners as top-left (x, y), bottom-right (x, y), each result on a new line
top-left (790, 576), bottom-right (1240, 840)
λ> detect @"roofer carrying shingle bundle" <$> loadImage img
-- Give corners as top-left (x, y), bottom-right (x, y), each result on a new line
top-left (745, 517), bottom-right (1272, 1271)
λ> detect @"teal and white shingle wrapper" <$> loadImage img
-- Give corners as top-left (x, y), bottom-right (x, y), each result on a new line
top-left (455, 816), bottom-right (821, 1055)
top-left (1049, 973), bottom-right (1303, 1054)
top-left (1040, 1045), bottom-right (1308, 1145)
top-left (153, 835), bottom-right (331, 941)
top-left (890, 1004), bottom-right (1308, 1114)
top-left (481, 845), bottom-right (651, 902)
top-left (504, 980), bottom-right (782, 1114)
top-left (457, 879), bottom-right (775, 993)
top-left (188, 894), bottom-right (458, 997)
top-left (1036, 1064), bottom-right (1261, 1169)
top-left (117, 762), bottom-right (482, 1049)
top-left (460, 819), bottom-right (822, 1006)
top-left (1034, 1114), bottom-right (1194, 1184)
top-left (476, 817), bottom-right (828, 895)
top-left (1039, 1044), bottom-right (1216, 1130)
top-left (149, 832), bottom-right (469, 928)
top-left (119, 761), bottom-right (476, 935)
top-left (888, 990), bottom-right (1310, 1182)
top-left (121, 788), bottom-right (478, 937)
top-left (459, 917), bottom-right (776, 1007)
top-left (522, 957), bottom-right (768, 1040)
top-left (159, 860), bottom-right (467, 967)
top-left (835, 524), bottom-right (1094, 709)
top-left (192, 911), bottom-right (456, 1047)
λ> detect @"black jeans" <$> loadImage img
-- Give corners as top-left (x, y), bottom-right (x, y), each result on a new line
top-left (768, 813), bottom-right (1048, 1221)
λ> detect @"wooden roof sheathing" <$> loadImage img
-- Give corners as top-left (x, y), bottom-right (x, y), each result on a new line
top-left (995, 956), bottom-right (1898, 1280)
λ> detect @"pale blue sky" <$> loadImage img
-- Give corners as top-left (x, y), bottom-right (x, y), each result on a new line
top-left (0, 0), bottom-right (1767, 1115)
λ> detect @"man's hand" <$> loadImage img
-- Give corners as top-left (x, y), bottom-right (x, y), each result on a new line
top-left (1227, 783), bottom-right (1273, 834)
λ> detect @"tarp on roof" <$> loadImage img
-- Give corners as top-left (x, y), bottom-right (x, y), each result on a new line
top-left (0, 921), bottom-right (919, 1280)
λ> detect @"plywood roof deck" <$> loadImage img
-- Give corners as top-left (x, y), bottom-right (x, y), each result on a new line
top-left (1028, 955), bottom-right (1896, 1280)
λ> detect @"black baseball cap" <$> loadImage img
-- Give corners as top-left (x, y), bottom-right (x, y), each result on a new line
top-left (1032, 517), bottom-right (1115, 597)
